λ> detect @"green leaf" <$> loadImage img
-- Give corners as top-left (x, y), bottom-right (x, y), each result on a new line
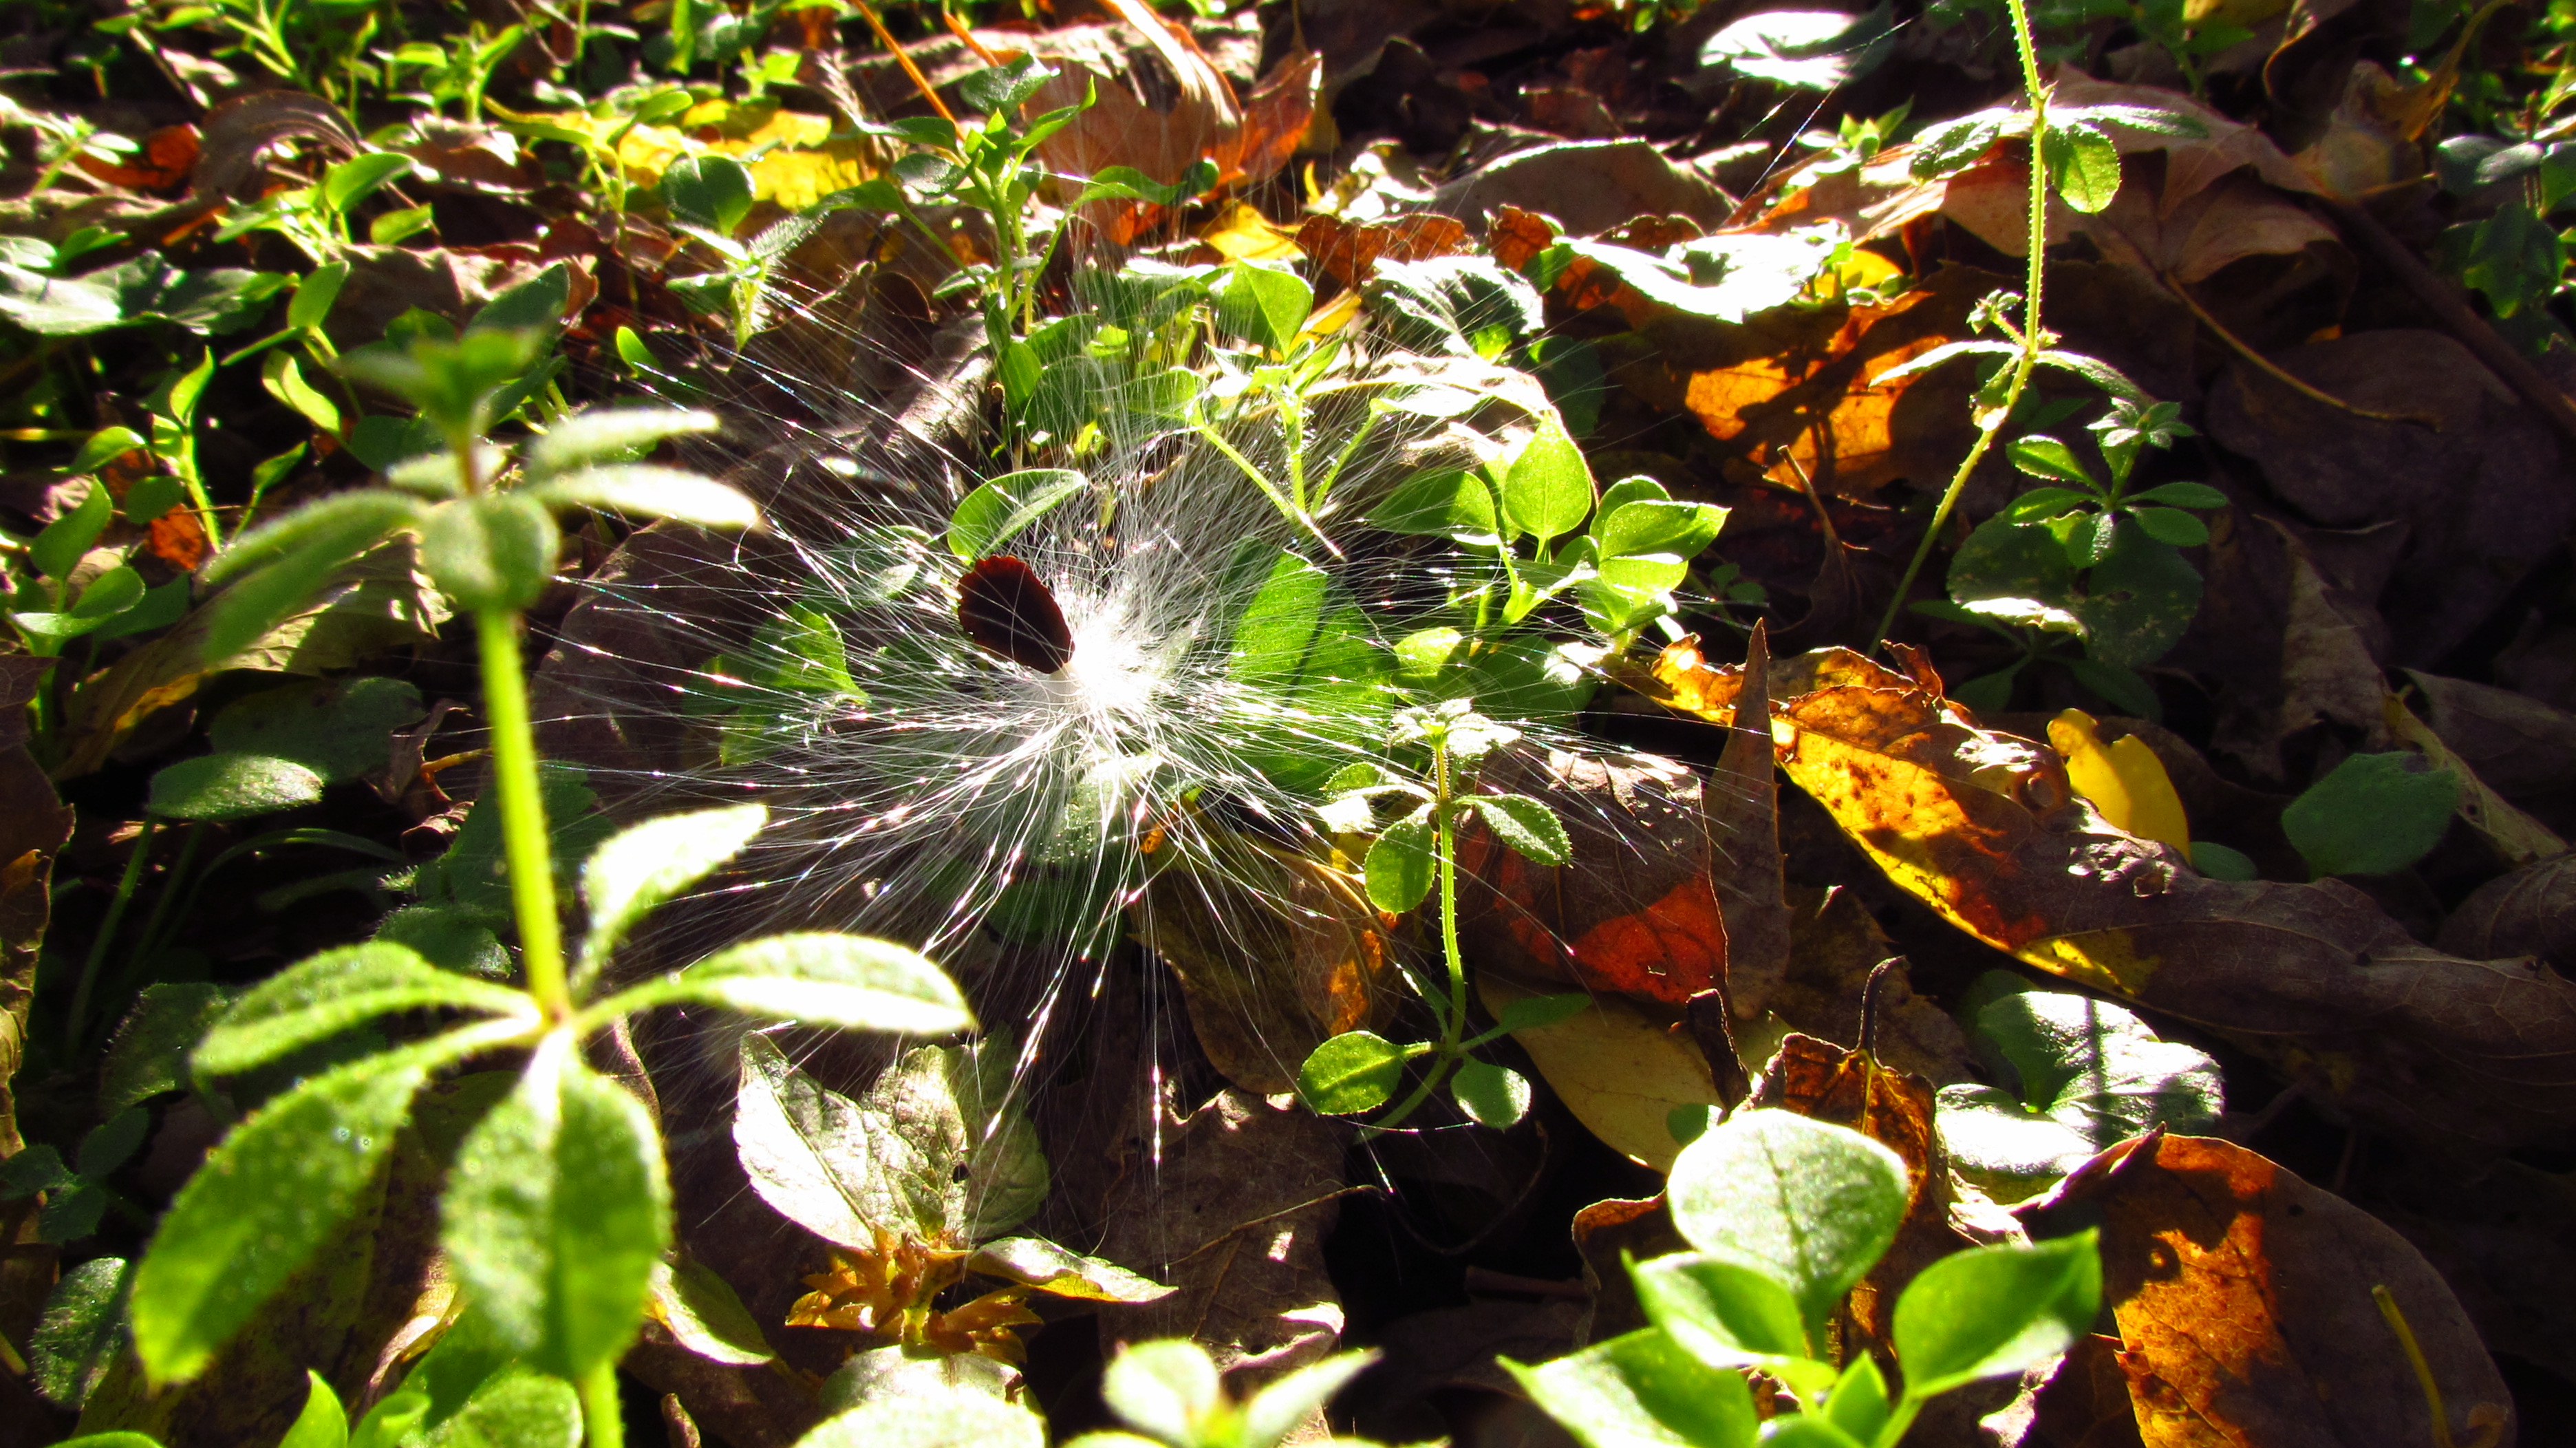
top-left (521, 464), bottom-right (760, 528)
top-left (2191, 840), bottom-right (2257, 880)
top-left (523, 406), bottom-right (718, 480)
top-left (1239, 1349), bottom-right (1378, 1448)
top-left (2005, 436), bottom-right (2096, 486)
top-left (31, 1256), bottom-right (131, 1409)
top-left (1452, 1058), bottom-right (1532, 1128)
top-left (2041, 118), bottom-right (2122, 213)
top-left (649, 1257), bottom-right (776, 1365)
top-left (443, 1035), bottom-right (670, 1378)
top-left (579, 802), bottom-right (767, 970)
top-left (2125, 480), bottom-right (2226, 509)
top-left (1664, 1109), bottom-right (1908, 1332)
top-left (1500, 414), bottom-right (1596, 545)
top-left (1891, 1231), bottom-right (2101, 1398)
top-left (421, 493), bottom-right (558, 613)
top-left (1367, 468), bottom-right (1501, 547)
top-left (2282, 751), bottom-right (2461, 877)
top-left (469, 262), bottom-right (572, 334)
top-left (77, 1107), bottom-right (150, 1180)
top-left (1823, 1355), bottom-right (1891, 1443)
top-left (279, 1370), bottom-right (350, 1448)
top-left (321, 152), bottom-right (415, 215)
top-left (798, 1394), bottom-right (1047, 1448)
top-left (2001, 486), bottom-right (2090, 522)
top-left (966, 1237), bottom-right (1174, 1303)
top-left (1468, 793), bottom-right (1572, 866)
top-left (1298, 1030), bottom-right (1407, 1115)
top-left (1756, 1416), bottom-right (1865, 1447)
top-left (1912, 111), bottom-right (2011, 178)
top-left (131, 1040), bottom-right (455, 1383)
top-left (958, 55), bottom-right (1059, 114)
top-left (1363, 809), bottom-right (1437, 913)
top-left (146, 752), bottom-right (326, 821)
top-left (597, 930), bottom-right (972, 1034)
top-left (663, 155), bottom-right (755, 237)
top-left (200, 491), bottom-right (425, 657)
top-left (2127, 505), bottom-right (2208, 547)
top-left (1593, 498), bottom-right (1726, 593)
top-left (1213, 261), bottom-right (1314, 352)
top-left (207, 676), bottom-right (426, 784)
top-left (261, 350), bottom-right (343, 436)
top-left (1227, 550), bottom-right (1328, 690)
top-left (1505, 1328), bottom-right (1759, 1448)
top-left (946, 468), bottom-right (1088, 560)
top-left (69, 425), bottom-right (147, 477)
top-left (1101, 1338), bottom-right (1221, 1445)
top-left (422, 1369), bottom-right (581, 1448)
top-left (30, 476), bottom-right (112, 580)
top-left (1497, 992), bottom-right (1593, 1032)
top-left (1936, 981), bottom-right (2220, 1200)
top-left (101, 983), bottom-right (237, 1113)
top-left (1632, 1252), bottom-right (1813, 1367)
top-left (2070, 529), bottom-right (2200, 670)
top-left (195, 942), bottom-right (533, 1078)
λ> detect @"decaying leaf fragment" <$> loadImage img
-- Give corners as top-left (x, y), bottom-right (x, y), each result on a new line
top-left (2017, 1135), bottom-right (2515, 1448)
top-left (1642, 641), bottom-right (2576, 1155)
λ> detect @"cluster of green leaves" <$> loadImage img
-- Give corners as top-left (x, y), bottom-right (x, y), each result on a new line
top-left (1512, 1109), bottom-right (2103, 1448)
top-left (215, 149), bottom-right (429, 260)
top-left (1297, 701), bottom-right (1589, 1131)
top-left (1920, 398), bottom-right (2226, 716)
top-left (2435, 134), bottom-right (2576, 354)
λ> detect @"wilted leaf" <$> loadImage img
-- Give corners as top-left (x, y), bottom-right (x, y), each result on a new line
top-left (2018, 1135), bottom-right (2515, 1447)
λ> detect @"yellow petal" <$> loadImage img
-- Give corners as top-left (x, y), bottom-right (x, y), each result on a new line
top-left (2047, 709), bottom-right (2191, 860)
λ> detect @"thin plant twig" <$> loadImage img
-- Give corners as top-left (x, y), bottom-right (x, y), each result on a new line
top-left (2163, 273), bottom-right (2443, 428)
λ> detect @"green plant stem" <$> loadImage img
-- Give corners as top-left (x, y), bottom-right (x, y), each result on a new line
top-left (580, 1360), bottom-right (625, 1448)
top-left (1869, 0), bottom-right (2050, 653)
top-left (475, 608), bottom-right (572, 1021)
top-left (69, 816), bottom-right (155, 1049)
top-left (127, 822), bottom-right (203, 970)
top-left (1367, 745), bottom-right (1471, 1134)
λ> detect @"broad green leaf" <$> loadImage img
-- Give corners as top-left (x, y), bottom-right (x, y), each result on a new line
top-left (2282, 751), bottom-right (2462, 877)
top-left (100, 983), bottom-right (237, 1112)
top-left (146, 752), bottom-right (325, 821)
top-left (1452, 1058), bottom-right (1532, 1128)
top-left (76, 1108), bottom-right (149, 1181)
top-left (443, 1034), bottom-right (671, 1378)
top-left (1891, 1232), bottom-right (2101, 1398)
top-left (131, 1039), bottom-right (459, 1382)
top-left (279, 1370), bottom-right (350, 1448)
top-left (945, 468), bottom-right (1087, 560)
top-left (2125, 480), bottom-right (2226, 509)
top-left (523, 407), bottom-right (719, 480)
top-left (207, 676), bottom-right (426, 784)
top-left (195, 942), bottom-right (533, 1078)
top-left (1500, 414), bottom-right (1595, 545)
top-left (288, 260), bottom-right (350, 332)
top-left (732, 1034), bottom-right (903, 1248)
top-left (1935, 980), bottom-right (2220, 1200)
top-left (958, 55), bottom-right (1058, 114)
top-left (1214, 261), bottom-right (1314, 352)
top-left (1506, 1328), bottom-right (1759, 1448)
top-left (2005, 436), bottom-right (2095, 486)
top-left (1227, 550), bottom-right (1328, 690)
top-left (420, 493), bottom-right (558, 613)
top-left (1469, 793), bottom-right (1572, 866)
top-left (2001, 486), bottom-right (2090, 522)
top-left (579, 802), bottom-right (767, 972)
top-left (468, 262), bottom-right (572, 334)
top-left (1912, 111), bottom-right (2011, 178)
top-left (70, 424), bottom-right (148, 476)
top-left (30, 476), bottom-right (112, 580)
top-left (2127, 506), bottom-right (2209, 546)
top-left (597, 930), bottom-right (971, 1034)
top-left (31, 1256), bottom-right (131, 1409)
top-left (1240, 1349), bottom-right (1380, 1448)
top-left (200, 492), bottom-right (427, 658)
top-left (1101, 1338), bottom-right (1221, 1445)
top-left (1822, 1355), bottom-right (1891, 1443)
top-left (1298, 1031), bottom-right (1407, 1115)
top-left (1363, 809), bottom-right (1437, 913)
top-left (959, 1239), bottom-right (1163, 1307)
top-left (1632, 1252), bottom-right (1814, 1367)
top-left (2041, 118), bottom-right (2122, 213)
top-left (1664, 1109), bottom-right (1908, 1331)
top-left (2070, 529), bottom-right (2200, 669)
top-left (522, 464), bottom-right (760, 528)
top-left (797, 1394), bottom-right (1046, 1448)
top-left (421, 1370), bottom-right (581, 1448)
top-left (1367, 468), bottom-right (1501, 547)
top-left (664, 154), bottom-right (755, 236)
top-left (648, 1257), bottom-right (776, 1365)
top-left (321, 152), bottom-right (415, 215)
top-left (1593, 498), bottom-right (1726, 593)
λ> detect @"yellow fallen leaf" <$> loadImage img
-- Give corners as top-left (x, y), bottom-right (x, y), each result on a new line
top-left (493, 98), bottom-right (884, 211)
top-left (1479, 975), bottom-right (1721, 1172)
top-left (2048, 709), bottom-right (2191, 861)
top-left (1198, 200), bottom-right (1302, 262)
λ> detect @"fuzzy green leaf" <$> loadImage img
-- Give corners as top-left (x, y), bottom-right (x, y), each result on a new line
top-left (195, 942), bottom-right (533, 1078)
top-left (579, 802), bottom-right (768, 972)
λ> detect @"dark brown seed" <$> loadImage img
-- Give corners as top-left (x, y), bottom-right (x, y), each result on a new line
top-left (957, 554), bottom-right (1075, 674)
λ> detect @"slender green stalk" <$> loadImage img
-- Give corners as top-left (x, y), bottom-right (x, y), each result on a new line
top-left (127, 823), bottom-right (203, 972)
top-left (1870, 0), bottom-right (2050, 652)
top-left (580, 1360), bottom-right (626, 1448)
top-left (69, 816), bottom-right (155, 1048)
top-left (475, 609), bottom-right (572, 1020)
top-left (1365, 742), bottom-right (1471, 1134)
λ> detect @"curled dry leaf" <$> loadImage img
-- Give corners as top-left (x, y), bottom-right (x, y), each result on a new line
top-left (2017, 1134), bottom-right (2515, 1448)
top-left (1644, 641), bottom-right (2576, 1156)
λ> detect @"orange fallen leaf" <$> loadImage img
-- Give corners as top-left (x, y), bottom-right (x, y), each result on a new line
top-left (1295, 213), bottom-right (1471, 289)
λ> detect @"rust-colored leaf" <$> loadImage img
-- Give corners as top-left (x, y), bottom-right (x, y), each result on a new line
top-left (147, 507), bottom-right (209, 572)
top-left (1459, 748), bottom-right (1725, 1007)
top-left (1487, 204), bottom-right (1559, 273)
top-left (1294, 213), bottom-right (1471, 289)
top-left (75, 123), bottom-right (200, 191)
top-left (2018, 1136), bottom-right (2515, 1448)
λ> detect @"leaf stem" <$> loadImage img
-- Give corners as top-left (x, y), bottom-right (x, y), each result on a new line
top-left (475, 608), bottom-right (571, 1021)
top-left (581, 1360), bottom-right (627, 1448)
top-left (69, 816), bottom-right (155, 1049)
top-left (1870, 0), bottom-right (2050, 652)
top-left (1366, 741), bottom-right (1470, 1135)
